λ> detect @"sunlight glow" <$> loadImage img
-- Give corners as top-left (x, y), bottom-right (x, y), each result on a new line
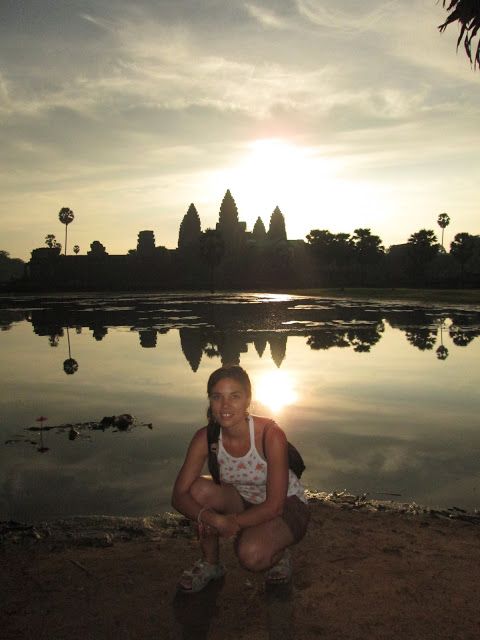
top-left (254, 369), bottom-right (298, 413)
top-left (205, 137), bottom-right (381, 239)
top-left (256, 293), bottom-right (296, 302)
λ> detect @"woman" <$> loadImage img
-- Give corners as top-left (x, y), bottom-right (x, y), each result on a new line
top-left (171, 365), bottom-right (310, 593)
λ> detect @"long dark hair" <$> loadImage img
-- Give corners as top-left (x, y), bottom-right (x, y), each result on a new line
top-left (206, 365), bottom-right (251, 483)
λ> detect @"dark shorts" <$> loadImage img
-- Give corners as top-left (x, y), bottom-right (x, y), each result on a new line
top-left (242, 495), bottom-right (310, 544)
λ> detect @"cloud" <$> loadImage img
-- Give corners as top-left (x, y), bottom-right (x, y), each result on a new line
top-left (3, 1), bottom-right (474, 127)
top-left (0, 0), bottom-right (479, 259)
top-left (295, 0), bottom-right (401, 33)
top-left (2, 38), bottom-right (337, 125)
top-left (244, 3), bottom-right (288, 29)
top-left (0, 72), bottom-right (13, 116)
top-left (80, 12), bottom-right (115, 32)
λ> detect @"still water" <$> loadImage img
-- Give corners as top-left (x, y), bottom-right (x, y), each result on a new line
top-left (1, 292), bottom-right (480, 520)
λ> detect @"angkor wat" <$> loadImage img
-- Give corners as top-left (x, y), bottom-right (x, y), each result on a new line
top-left (21, 189), bottom-right (480, 291)
top-left (27, 190), bottom-right (312, 291)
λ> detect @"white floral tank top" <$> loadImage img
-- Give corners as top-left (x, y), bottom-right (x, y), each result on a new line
top-left (217, 415), bottom-right (307, 504)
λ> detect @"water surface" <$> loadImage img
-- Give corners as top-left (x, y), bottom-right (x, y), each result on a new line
top-left (1, 292), bottom-right (480, 520)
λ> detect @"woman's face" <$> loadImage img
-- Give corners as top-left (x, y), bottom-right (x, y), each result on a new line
top-left (209, 377), bottom-right (251, 430)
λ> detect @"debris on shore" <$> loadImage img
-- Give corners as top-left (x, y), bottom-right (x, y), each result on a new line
top-left (306, 489), bottom-right (480, 524)
top-left (2, 490), bottom-right (480, 549)
top-left (0, 513), bottom-right (193, 548)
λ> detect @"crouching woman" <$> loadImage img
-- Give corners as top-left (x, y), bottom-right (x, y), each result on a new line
top-left (171, 365), bottom-right (310, 593)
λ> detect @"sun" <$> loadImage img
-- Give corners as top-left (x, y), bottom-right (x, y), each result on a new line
top-left (243, 139), bottom-right (315, 178)
top-left (237, 139), bottom-right (331, 208)
top-left (254, 369), bottom-right (298, 413)
top-left (206, 138), bottom-right (339, 237)
top-left (204, 136), bottom-right (390, 240)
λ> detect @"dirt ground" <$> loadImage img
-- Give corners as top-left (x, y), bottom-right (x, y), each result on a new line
top-left (2, 501), bottom-right (480, 640)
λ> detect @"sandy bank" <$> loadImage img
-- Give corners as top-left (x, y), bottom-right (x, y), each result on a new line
top-left (2, 494), bottom-right (480, 640)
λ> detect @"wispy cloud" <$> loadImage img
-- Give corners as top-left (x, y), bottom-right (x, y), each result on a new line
top-left (295, 0), bottom-right (401, 33)
top-left (295, 0), bottom-right (478, 81)
top-left (5, 2), bottom-right (473, 123)
top-left (0, 72), bottom-right (13, 116)
top-left (244, 3), bottom-right (288, 29)
top-left (80, 12), bottom-right (115, 32)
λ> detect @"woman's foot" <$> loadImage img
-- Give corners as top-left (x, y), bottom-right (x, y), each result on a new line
top-left (177, 559), bottom-right (225, 594)
top-left (265, 549), bottom-right (292, 584)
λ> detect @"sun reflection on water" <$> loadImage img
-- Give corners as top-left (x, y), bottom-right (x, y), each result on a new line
top-left (254, 369), bottom-right (298, 413)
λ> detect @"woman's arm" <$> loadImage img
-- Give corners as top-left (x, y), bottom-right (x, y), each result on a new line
top-left (171, 427), bottom-right (210, 521)
top-left (233, 422), bottom-right (289, 530)
top-left (172, 428), bottom-right (240, 537)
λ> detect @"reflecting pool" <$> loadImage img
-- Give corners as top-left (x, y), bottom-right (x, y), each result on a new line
top-left (1, 292), bottom-right (480, 520)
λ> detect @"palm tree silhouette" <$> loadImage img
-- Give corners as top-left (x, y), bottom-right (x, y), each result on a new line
top-left (436, 322), bottom-right (449, 361)
top-left (439, 0), bottom-right (480, 67)
top-left (437, 213), bottom-right (450, 250)
top-left (45, 234), bottom-right (58, 248)
top-left (63, 327), bottom-right (79, 374)
top-left (58, 207), bottom-right (75, 255)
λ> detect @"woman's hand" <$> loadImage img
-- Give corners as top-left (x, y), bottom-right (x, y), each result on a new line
top-left (210, 513), bottom-right (240, 539)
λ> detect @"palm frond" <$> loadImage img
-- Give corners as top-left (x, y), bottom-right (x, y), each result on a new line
top-left (438, 0), bottom-right (480, 67)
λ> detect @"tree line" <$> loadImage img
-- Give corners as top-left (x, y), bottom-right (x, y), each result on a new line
top-left (305, 226), bottom-right (480, 288)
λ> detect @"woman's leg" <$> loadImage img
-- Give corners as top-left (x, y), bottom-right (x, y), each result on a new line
top-left (178, 476), bottom-right (245, 590)
top-left (189, 475), bottom-right (245, 515)
top-left (190, 476), bottom-right (245, 562)
top-left (235, 516), bottom-right (295, 573)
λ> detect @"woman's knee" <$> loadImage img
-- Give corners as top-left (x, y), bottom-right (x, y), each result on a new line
top-left (189, 476), bottom-right (217, 505)
top-left (235, 536), bottom-right (271, 572)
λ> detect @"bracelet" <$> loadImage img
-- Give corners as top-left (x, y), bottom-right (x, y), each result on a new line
top-left (197, 506), bottom-right (211, 524)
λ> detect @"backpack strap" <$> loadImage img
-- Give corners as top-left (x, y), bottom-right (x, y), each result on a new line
top-left (206, 421), bottom-right (221, 484)
top-left (262, 420), bottom-right (305, 479)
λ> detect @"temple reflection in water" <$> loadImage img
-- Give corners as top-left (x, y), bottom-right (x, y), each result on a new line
top-left (4, 293), bottom-right (478, 373)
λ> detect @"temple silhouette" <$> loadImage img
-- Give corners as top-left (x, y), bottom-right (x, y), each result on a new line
top-left (21, 189), bottom-right (480, 291)
top-left (27, 190), bottom-right (313, 290)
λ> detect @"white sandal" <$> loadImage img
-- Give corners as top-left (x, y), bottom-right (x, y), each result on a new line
top-left (177, 559), bottom-right (225, 593)
top-left (265, 549), bottom-right (292, 584)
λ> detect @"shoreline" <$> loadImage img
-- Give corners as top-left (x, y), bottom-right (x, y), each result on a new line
top-left (3, 490), bottom-right (479, 549)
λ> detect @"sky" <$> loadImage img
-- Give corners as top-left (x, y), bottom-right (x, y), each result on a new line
top-left (1, 0), bottom-right (479, 261)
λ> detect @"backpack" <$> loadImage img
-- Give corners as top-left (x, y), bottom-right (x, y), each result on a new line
top-left (206, 419), bottom-right (305, 484)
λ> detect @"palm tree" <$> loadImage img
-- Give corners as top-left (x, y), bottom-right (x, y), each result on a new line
top-left (58, 207), bottom-right (75, 255)
top-left (63, 327), bottom-right (79, 375)
top-left (439, 0), bottom-right (480, 68)
top-left (407, 229), bottom-right (440, 283)
top-left (450, 232), bottom-right (480, 285)
top-left (45, 234), bottom-right (58, 248)
top-left (436, 322), bottom-right (449, 361)
top-left (437, 212), bottom-right (450, 250)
